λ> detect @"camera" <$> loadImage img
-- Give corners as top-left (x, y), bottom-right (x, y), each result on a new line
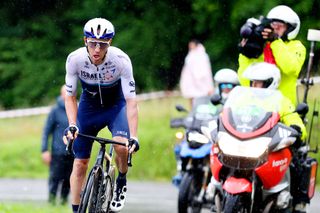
top-left (238, 17), bottom-right (272, 58)
top-left (240, 17), bottom-right (272, 41)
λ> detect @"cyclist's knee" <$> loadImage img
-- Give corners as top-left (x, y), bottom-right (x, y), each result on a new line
top-left (73, 159), bottom-right (89, 176)
top-left (113, 136), bottom-right (128, 153)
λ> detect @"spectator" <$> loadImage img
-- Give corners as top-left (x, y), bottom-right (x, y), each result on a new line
top-left (41, 85), bottom-right (74, 205)
top-left (179, 39), bottom-right (214, 109)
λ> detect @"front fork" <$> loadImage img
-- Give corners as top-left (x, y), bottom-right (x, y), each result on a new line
top-left (186, 157), bottom-right (211, 203)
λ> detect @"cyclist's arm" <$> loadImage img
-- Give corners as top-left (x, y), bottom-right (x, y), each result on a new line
top-left (65, 52), bottom-right (79, 126)
top-left (126, 98), bottom-right (138, 139)
top-left (65, 95), bottom-right (78, 126)
top-left (119, 53), bottom-right (138, 139)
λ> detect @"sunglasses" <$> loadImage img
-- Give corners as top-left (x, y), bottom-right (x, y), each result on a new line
top-left (220, 83), bottom-right (234, 89)
top-left (87, 40), bottom-right (110, 49)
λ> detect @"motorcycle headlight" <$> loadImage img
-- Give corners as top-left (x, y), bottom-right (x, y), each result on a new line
top-left (218, 132), bottom-right (271, 158)
top-left (175, 131), bottom-right (184, 140)
top-left (187, 131), bottom-right (209, 144)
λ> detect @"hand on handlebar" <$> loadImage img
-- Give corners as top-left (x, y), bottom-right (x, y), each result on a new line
top-left (128, 137), bottom-right (140, 154)
top-left (63, 124), bottom-right (79, 144)
top-left (127, 137), bottom-right (139, 167)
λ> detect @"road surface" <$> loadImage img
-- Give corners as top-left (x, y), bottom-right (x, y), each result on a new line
top-left (0, 179), bottom-right (319, 212)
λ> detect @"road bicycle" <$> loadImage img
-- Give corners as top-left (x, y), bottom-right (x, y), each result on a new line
top-left (66, 132), bottom-right (133, 213)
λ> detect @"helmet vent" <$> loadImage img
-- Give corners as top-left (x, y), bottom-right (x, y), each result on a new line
top-left (102, 29), bottom-right (107, 37)
top-left (97, 24), bottom-right (101, 36)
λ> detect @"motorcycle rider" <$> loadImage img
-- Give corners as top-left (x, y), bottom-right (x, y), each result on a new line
top-left (243, 62), bottom-right (308, 213)
top-left (213, 68), bottom-right (239, 103)
top-left (238, 5), bottom-right (306, 106)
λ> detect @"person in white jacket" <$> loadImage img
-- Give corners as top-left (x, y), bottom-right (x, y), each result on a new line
top-left (179, 39), bottom-right (214, 109)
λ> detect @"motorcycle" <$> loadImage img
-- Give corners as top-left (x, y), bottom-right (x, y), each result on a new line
top-left (202, 86), bottom-right (318, 213)
top-left (170, 96), bottom-right (221, 213)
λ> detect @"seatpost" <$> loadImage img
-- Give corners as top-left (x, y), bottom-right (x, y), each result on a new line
top-left (302, 29), bottom-right (320, 104)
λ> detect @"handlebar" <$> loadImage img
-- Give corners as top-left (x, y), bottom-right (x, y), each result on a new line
top-left (65, 133), bottom-right (133, 166)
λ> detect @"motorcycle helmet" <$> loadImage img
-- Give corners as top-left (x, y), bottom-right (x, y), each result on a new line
top-left (242, 62), bottom-right (281, 90)
top-left (214, 68), bottom-right (239, 100)
top-left (84, 18), bottom-right (115, 39)
top-left (267, 5), bottom-right (300, 40)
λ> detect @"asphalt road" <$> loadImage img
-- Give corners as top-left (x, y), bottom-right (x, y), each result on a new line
top-left (0, 179), bottom-right (319, 212)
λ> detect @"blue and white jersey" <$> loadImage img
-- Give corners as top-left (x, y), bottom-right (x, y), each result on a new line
top-left (65, 46), bottom-right (136, 105)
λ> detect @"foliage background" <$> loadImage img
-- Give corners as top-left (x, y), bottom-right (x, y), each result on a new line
top-left (0, 0), bottom-right (319, 109)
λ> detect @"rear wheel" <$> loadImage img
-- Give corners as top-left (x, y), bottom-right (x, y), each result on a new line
top-left (178, 173), bottom-right (202, 213)
top-left (101, 166), bottom-right (116, 212)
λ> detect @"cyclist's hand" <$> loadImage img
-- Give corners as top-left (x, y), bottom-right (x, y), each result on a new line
top-left (63, 124), bottom-right (79, 145)
top-left (128, 137), bottom-right (140, 154)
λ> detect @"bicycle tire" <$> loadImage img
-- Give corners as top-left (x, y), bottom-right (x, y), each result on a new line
top-left (78, 168), bottom-right (103, 213)
top-left (102, 165), bottom-right (116, 211)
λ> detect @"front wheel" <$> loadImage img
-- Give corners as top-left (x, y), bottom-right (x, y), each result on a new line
top-left (78, 168), bottom-right (103, 213)
top-left (178, 173), bottom-right (202, 213)
top-left (224, 193), bottom-right (250, 213)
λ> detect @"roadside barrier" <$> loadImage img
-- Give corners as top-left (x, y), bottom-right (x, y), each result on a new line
top-left (0, 90), bottom-right (181, 119)
top-left (1, 76), bottom-right (319, 119)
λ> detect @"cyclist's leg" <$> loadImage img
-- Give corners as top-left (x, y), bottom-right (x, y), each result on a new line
top-left (107, 101), bottom-right (130, 211)
top-left (70, 100), bottom-right (103, 212)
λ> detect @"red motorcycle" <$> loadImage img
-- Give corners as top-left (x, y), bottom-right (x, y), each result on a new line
top-left (203, 86), bottom-right (318, 213)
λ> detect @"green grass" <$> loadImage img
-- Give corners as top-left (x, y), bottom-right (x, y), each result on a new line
top-left (0, 96), bottom-right (187, 181)
top-left (0, 202), bottom-right (69, 213)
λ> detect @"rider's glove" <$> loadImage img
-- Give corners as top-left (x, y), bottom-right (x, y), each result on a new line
top-left (290, 124), bottom-right (302, 135)
top-left (290, 124), bottom-right (303, 148)
top-left (64, 124), bottom-right (79, 138)
top-left (128, 137), bottom-right (140, 153)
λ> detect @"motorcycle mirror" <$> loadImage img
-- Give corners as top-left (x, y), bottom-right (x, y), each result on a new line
top-left (175, 104), bottom-right (188, 112)
top-left (307, 29), bottom-right (320, 42)
top-left (296, 103), bottom-right (309, 115)
top-left (210, 94), bottom-right (222, 105)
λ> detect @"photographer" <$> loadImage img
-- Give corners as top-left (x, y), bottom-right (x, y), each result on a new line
top-left (237, 5), bottom-right (306, 107)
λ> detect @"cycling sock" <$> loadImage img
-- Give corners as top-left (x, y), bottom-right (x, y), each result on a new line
top-left (72, 204), bottom-right (79, 213)
top-left (117, 172), bottom-right (127, 187)
top-left (118, 171), bottom-right (127, 178)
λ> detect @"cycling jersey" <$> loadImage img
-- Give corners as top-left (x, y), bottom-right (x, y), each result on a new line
top-left (65, 46), bottom-right (136, 106)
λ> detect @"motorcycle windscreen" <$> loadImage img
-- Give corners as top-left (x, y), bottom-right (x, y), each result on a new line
top-left (223, 86), bottom-right (282, 135)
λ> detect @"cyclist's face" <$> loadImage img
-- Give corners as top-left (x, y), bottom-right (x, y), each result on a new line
top-left (84, 37), bottom-right (111, 65)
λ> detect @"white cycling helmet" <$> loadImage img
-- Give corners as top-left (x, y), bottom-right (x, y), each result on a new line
top-left (267, 5), bottom-right (300, 40)
top-left (84, 18), bottom-right (115, 39)
top-left (214, 68), bottom-right (239, 85)
top-left (242, 62), bottom-right (281, 90)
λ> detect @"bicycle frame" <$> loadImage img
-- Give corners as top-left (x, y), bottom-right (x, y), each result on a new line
top-left (75, 133), bottom-right (129, 213)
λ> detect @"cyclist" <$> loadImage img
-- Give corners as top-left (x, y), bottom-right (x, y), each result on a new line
top-left (238, 5), bottom-right (306, 106)
top-left (243, 62), bottom-right (308, 213)
top-left (63, 18), bottom-right (139, 213)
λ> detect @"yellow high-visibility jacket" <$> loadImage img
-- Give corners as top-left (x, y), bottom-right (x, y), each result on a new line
top-left (238, 39), bottom-right (306, 106)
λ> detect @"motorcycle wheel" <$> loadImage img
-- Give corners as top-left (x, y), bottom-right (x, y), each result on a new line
top-left (178, 173), bottom-right (202, 213)
top-left (224, 193), bottom-right (250, 213)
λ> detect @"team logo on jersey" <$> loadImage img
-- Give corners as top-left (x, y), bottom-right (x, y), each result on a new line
top-left (84, 61), bottom-right (90, 69)
top-left (129, 81), bottom-right (135, 87)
